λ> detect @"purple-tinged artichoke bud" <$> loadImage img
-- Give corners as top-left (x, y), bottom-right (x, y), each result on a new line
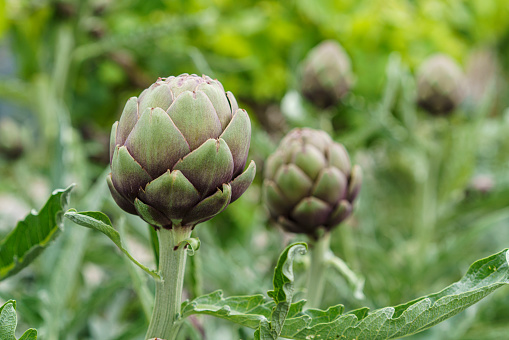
top-left (467, 174), bottom-right (495, 195)
top-left (108, 74), bottom-right (256, 229)
top-left (0, 117), bottom-right (26, 160)
top-left (263, 128), bottom-right (361, 238)
top-left (416, 54), bottom-right (465, 115)
top-left (300, 40), bottom-right (353, 109)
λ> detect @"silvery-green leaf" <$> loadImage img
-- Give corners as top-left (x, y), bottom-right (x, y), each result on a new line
top-left (0, 185), bottom-right (73, 281)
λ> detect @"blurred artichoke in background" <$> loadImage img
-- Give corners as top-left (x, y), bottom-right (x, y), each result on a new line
top-left (467, 174), bottom-right (495, 195)
top-left (300, 40), bottom-right (354, 109)
top-left (263, 128), bottom-right (361, 238)
top-left (416, 54), bottom-right (465, 115)
top-left (108, 74), bottom-right (256, 229)
top-left (0, 116), bottom-right (27, 160)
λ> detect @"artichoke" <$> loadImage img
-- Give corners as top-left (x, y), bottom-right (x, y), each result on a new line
top-left (300, 40), bottom-right (353, 109)
top-left (416, 54), bottom-right (465, 115)
top-left (0, 116), bottom-right (26, 160)
top-left (107, 74), bottom-right (256, 229)
top-left (263, 128), bottom-right (361, 237)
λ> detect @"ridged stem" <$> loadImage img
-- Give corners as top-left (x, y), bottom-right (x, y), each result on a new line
top-left (306, 231), bottom-right (331, 309)
top-left (145, 226), bottom-right (192, 340)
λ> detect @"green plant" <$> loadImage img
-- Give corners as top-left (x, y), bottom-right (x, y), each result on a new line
top-left (416, 54), bottom-right (465, 115)
top-left (2, 2), bottom-right (509, 337)
top-left (263, 127), bottom-right (363, 308)
top-left (300, 40), bottom-right (354, 109)
top-left (104, 73), bottom-right (256, 339)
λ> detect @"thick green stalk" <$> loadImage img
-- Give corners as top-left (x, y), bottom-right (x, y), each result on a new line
top-left (306, 232), bottom-right (331, 309)
top-left (145, 226), bottom-right (193, 340)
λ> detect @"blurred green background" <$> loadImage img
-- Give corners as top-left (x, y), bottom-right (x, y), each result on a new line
top-left (1, 0), bottom-right (509, 339)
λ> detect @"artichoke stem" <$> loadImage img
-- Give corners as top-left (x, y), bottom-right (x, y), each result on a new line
top-left (145, 226), bottom-right (193, 340)
top-left (306, 231), bottom-right (331, 309)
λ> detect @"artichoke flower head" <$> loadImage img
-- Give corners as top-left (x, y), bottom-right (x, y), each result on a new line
top-left (300, 40), bottom-right (353, 109)
top-left (263, 128), bottom-right (361, 238)
top-left (108, 74), bottom-right (256, 229)
top-left (416, 54), bottom-right (465, 115)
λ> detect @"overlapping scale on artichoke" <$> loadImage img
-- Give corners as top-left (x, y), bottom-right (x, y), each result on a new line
top-left (300, 40), bottom-right (353, 109)
top-left (416, 54), bottom-right (465, 115)
top-left (108, 74), bottom-right (256, 229)
top-left (263, 128), bottom-right (361, 237)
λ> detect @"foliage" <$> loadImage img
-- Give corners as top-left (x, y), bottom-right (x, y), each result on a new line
top-left (0, 300), bottom-right (37, 340)
top-left (1, 0), bottom-right (509, 339)
top-left (0, 185), bottom-right (73, 281)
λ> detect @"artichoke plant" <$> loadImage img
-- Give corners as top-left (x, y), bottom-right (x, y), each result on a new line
top-left (263, 128), bottom-right (361, 238)
top-left (107, 74), bottom-right (256, 229)
top-left (416, 54), bottom-right (465, 115)
top-left (0, 116), bottom-right (26, 160)
top-left (300, 40), bottom-right (353, 109)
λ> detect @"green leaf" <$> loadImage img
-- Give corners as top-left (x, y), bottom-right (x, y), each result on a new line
top-left (182, 243), bottom-right (307, 340)
top-left (0, 185), bottom-right (74, 281)
top-left (0, 301), bottom-right (16, 340)
top-left (279, 248), bottom-right (509, 339)
top-left (176, 237), bottom-right (201, 256)
top-left (0, 301), bottom-right (37, 340)
top-left (264, 242), bottom-right (307, 338)
top-left (181, 290), bottom-right (272, 329)
top-left (183, 248), bottom-right (509, 340)
top-left (267, 242), bottom-right (308, 304)
top-left (63, 210), bottom-right (160, 281)
top-left (18, 329), bottom-right (37, 340)
top-left (253, 319), bottom-right (273, 340)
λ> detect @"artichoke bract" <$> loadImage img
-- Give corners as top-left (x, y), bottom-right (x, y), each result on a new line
top-left (300, 40), bottom-right (353, 109)
top-left (416, 54), bottom-right (465, 115)
top-left (263, 128), bottom-right (361, 237)
top-left (108, 74), bottom-right (256, 229)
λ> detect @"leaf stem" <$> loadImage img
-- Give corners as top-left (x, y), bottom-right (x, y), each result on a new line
top-left (145, 226), bottom-right (192, 340)
top-left (306, 231), bottom-right (331, 309)
top-left (327, 254), bottom-right (365, 300)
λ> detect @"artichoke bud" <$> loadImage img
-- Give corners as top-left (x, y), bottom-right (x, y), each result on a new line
top-left (263, 128), bottom-right (361, 237)
top-left (467, 174), bottom-right (494, 196)
top-left (416, 54), bottom-right (465, 115)
top-left (0, 116), bottom-right (27, 160)
top-left (108, 74), bottom-right (256, 229)
top-left (300, 40), bottom-right (353, 109)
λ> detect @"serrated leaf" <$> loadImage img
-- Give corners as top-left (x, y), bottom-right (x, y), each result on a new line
top-left (183, 249), bottom-right (509, 339)
top-left (182, 244), bottom-right (307, 339)
top-left (254, 319), bottom-right (273, 340)
top-left (64, 210), bottom-right (160, 280)
top-left (265, 242), bottom-right (307, 338)
top-left (0, 185), bottom-right (74, 281)
top-left (267, 242), bottom-right (308, 304)
top-left (279, 248), bottom-right (509, 339)
top-left (182, 290), bottom-right (272, 329)
top-left (0, 300), bottom-right (37, 340)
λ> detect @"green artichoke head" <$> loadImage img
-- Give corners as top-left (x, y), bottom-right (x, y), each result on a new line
top-left (416, 54), bottom-right (465, 115)
top-left (263, 128), bottom-right (361, 238)
top-left (108, 74), bottom-right (256, 229)
top-left (300, 40), bottom-right (353, 109)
